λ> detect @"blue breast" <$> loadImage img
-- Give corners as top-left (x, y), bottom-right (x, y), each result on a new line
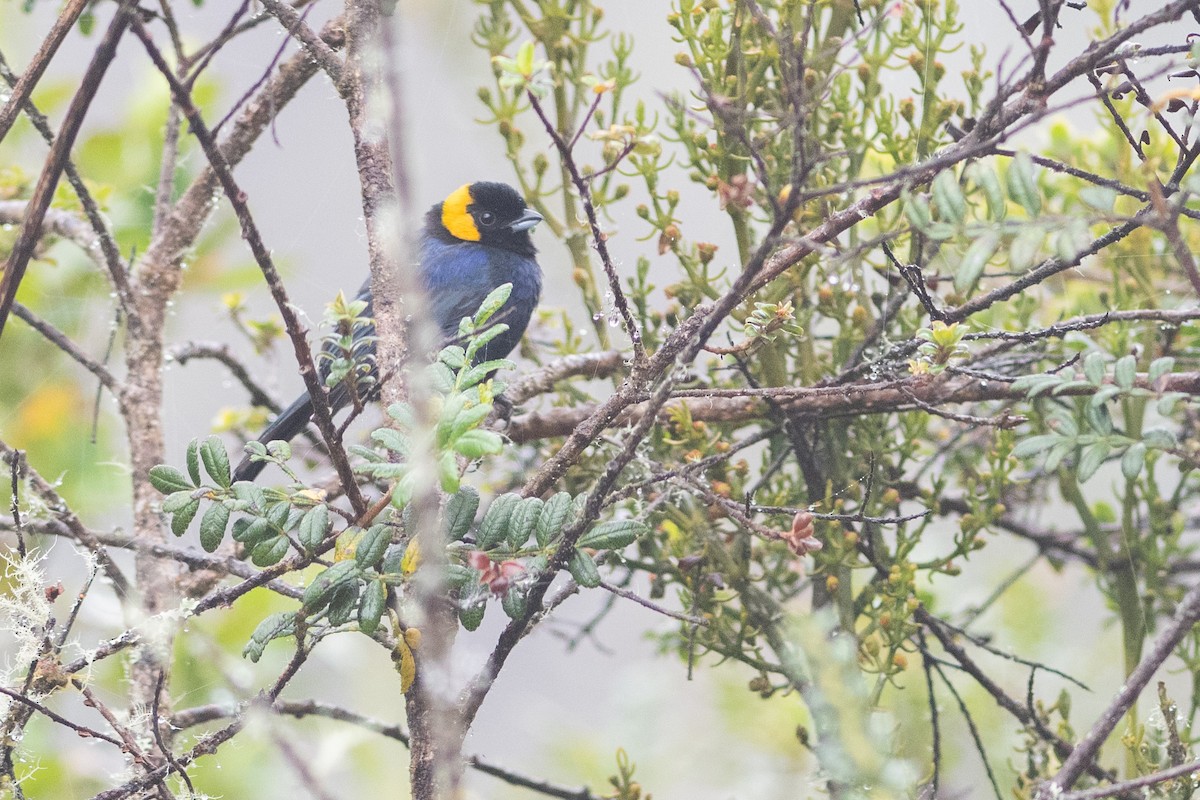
top-left (420, 237), bottom-right (542, 361)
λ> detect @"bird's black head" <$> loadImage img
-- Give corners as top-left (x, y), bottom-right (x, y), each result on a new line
top-left (428, 181), bottom-right (542, 257)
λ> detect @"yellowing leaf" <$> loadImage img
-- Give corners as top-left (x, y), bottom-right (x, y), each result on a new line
top-left (394, 637), bottom-right (416, 693)
top-left (401, 539), bottom-right (421, 575)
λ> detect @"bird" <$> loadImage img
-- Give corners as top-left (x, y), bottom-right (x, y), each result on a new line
top-left (232, 181), bottom-right (543, 482)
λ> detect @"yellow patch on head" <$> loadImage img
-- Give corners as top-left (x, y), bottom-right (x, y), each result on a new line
top-left (441, 184), bottom-right (480, 242)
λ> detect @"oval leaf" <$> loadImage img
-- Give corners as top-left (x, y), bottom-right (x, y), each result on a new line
top-left (199, 503), bottom-right (230, 552)
top-left (355, 524), bottom-right (391, 569)
top-left (954, 232), bottom-right (999, 292)
top-left (536, 492), bottom-right (573, 548)
top-left (358, 579), bottom-right (388, 636)
top-left (298, 505), bottom-right (331, 553)
top-left (150, 466), bottom-right (193, 495)
top-left (200, 435), bottom-right (232, 489)
top-left (577, 519), bottom-right (647, 551)
top-left (445, 487), bottom-right (480, 541)
top-left (568, 548), bottom-right (601, 588)
top-left (185, 439), bottom-right (202, 486)
top-left (170, 499), bottom-right (200, 537)
top-left (477, 493), bottom-right (521, 550)
top-left (1076, 442), bottom-right (1110, 483)
top-left (1121, 442), bottom-right (1146, 481)
top-left (506, 498), bottom-right (544, 549)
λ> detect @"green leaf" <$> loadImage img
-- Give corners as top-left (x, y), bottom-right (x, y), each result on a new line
top-left (1113, 355), bottom-right (1137, 390)
top-left (473, 283), bottom-right (513, 327)
top-left (199, 503), bottom-right (230, 552)
top-left (1009, 226), bottom-right (1043, 270)
top-left (1088, 385), bottom-right (1122, 408)
top-left (303, 561), bottom-right (361, 613)
top-left (392, 471), bottom-right (419, 509)
top-left (380, 544), bottom-right (405, 576)
top-left (439, 451), bottom-right (461, 494)
top-left (445, 564), bottom-right (476, 589)
top-left (923, 222), bottom-right (957, 242)
top-left (458, 584), bottom-right (488, 631)
top-left (536, 492), bottom-right (572, 547)
top-left (372, 428), bottom-right (410, 457)
top-left (1148, 356), bottom-right (1175, 382)
top-left (251, 536), bottom-right (290, 567)
top-left (1079, 185), bottom-right (1117, 212)
top-left (1083, 352), bottom-right (1106, 386)
top-left (1045, 440), bottom-right (1073, 472)
top-left (327, 583), bottom-right (361, 626)
top-left (358, 579), bottom-right (387, 636)
top-left (170, 499), bottom-right (200, 537)
top-left (387, 402), bottom-right (416, 429)
top-left (355, 524), bottom-right (391, 569)
top-left (232, 481), bottom-right (265, 511)
top-left (200, 436), bottom-right (232, 489)
top-left (266, 440), bottom-right (291, 460)
top-left (444, 487), bottom-right (480, 541)
top-left (185, 440), bottom-right (202, 486)
top-left (1076, 442), bottom-right (1110, 483)
top-left (1006, 152), bottom-right (1041, 216)
top-left (298, 505), bottom-right (331, 553)
top-left (1056, 218), bottom-right (1091, 263)
top-left (464, 323), bottom-right (509, 362)
top-left (954, 232), bottom-right (999, 292)
top-left (1050, 380), bottom-right (1096, 396)
top-left (1158, 392), bottom-right (1185, 415)
top-left (1012, 373), bottom-right (1063, 398)
top-left (501, 586), bottom-right (527, 620)
top-left (506, 498), bottom-right (544, 549)
top-left (1048, 409), bottom-right (1079, 438)
top-left (235, 517), bottom-right (276, 546)
top-left (1084, 402), bottom-right (1113, 437)
top-left (459, 359), bottom-right (515, 389)
top-left (1012, 434), bottom-right (1060, 460)
top-left (568, 548), bottom-right (601, 588)
top-left (903, 193), bottom-right (933, 231)
top-left (515, 41), bottom-right (535, 77)
top-left (243, 612), bottom-right (296, 662)
top-left (477, 493), bottom-right (521, 550)
top-left (440, 346), bottom-right (467, 370)
top-left (1143, 428), bottom-right (1177, 449)
top-left (969, 162), bottom-right (1006, 221)
top-left (449, 403), bottom-right (493, 441)
top-left (577, 519), bottom-right (647, 551)
top-left (1121, 442), bottom-right (1146, 481)
top-left (162, 490), bottom-right (197, 514)
top-left (459, 602), bottom-right (486, 631)
top-left (150, 466), bottom-right (193, 495)
top-left (266, 500), bottom-right (291, 530)
top-left (932, 170), bottom-right (966, 225)
top-left (1012, 435), bottom-right (1061, 459)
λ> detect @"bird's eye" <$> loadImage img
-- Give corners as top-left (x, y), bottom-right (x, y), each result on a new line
top-left (477, 211), bottom-right (496, 227)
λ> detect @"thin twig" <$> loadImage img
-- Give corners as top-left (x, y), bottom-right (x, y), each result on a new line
top-left (0, 0), bottom-right (137, 340)
top-left (598, 580), bottom-right (710, 626)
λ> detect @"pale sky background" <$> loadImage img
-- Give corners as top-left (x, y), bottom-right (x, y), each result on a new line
top-left (0, 1), bottom-right (1193, 798)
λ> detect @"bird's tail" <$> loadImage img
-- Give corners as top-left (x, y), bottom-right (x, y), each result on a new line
top-left (232, 392), bottom-right (316, 482)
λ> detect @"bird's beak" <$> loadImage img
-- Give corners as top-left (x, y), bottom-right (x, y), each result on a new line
top-left (507, 209), bottom-right (544, 233)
